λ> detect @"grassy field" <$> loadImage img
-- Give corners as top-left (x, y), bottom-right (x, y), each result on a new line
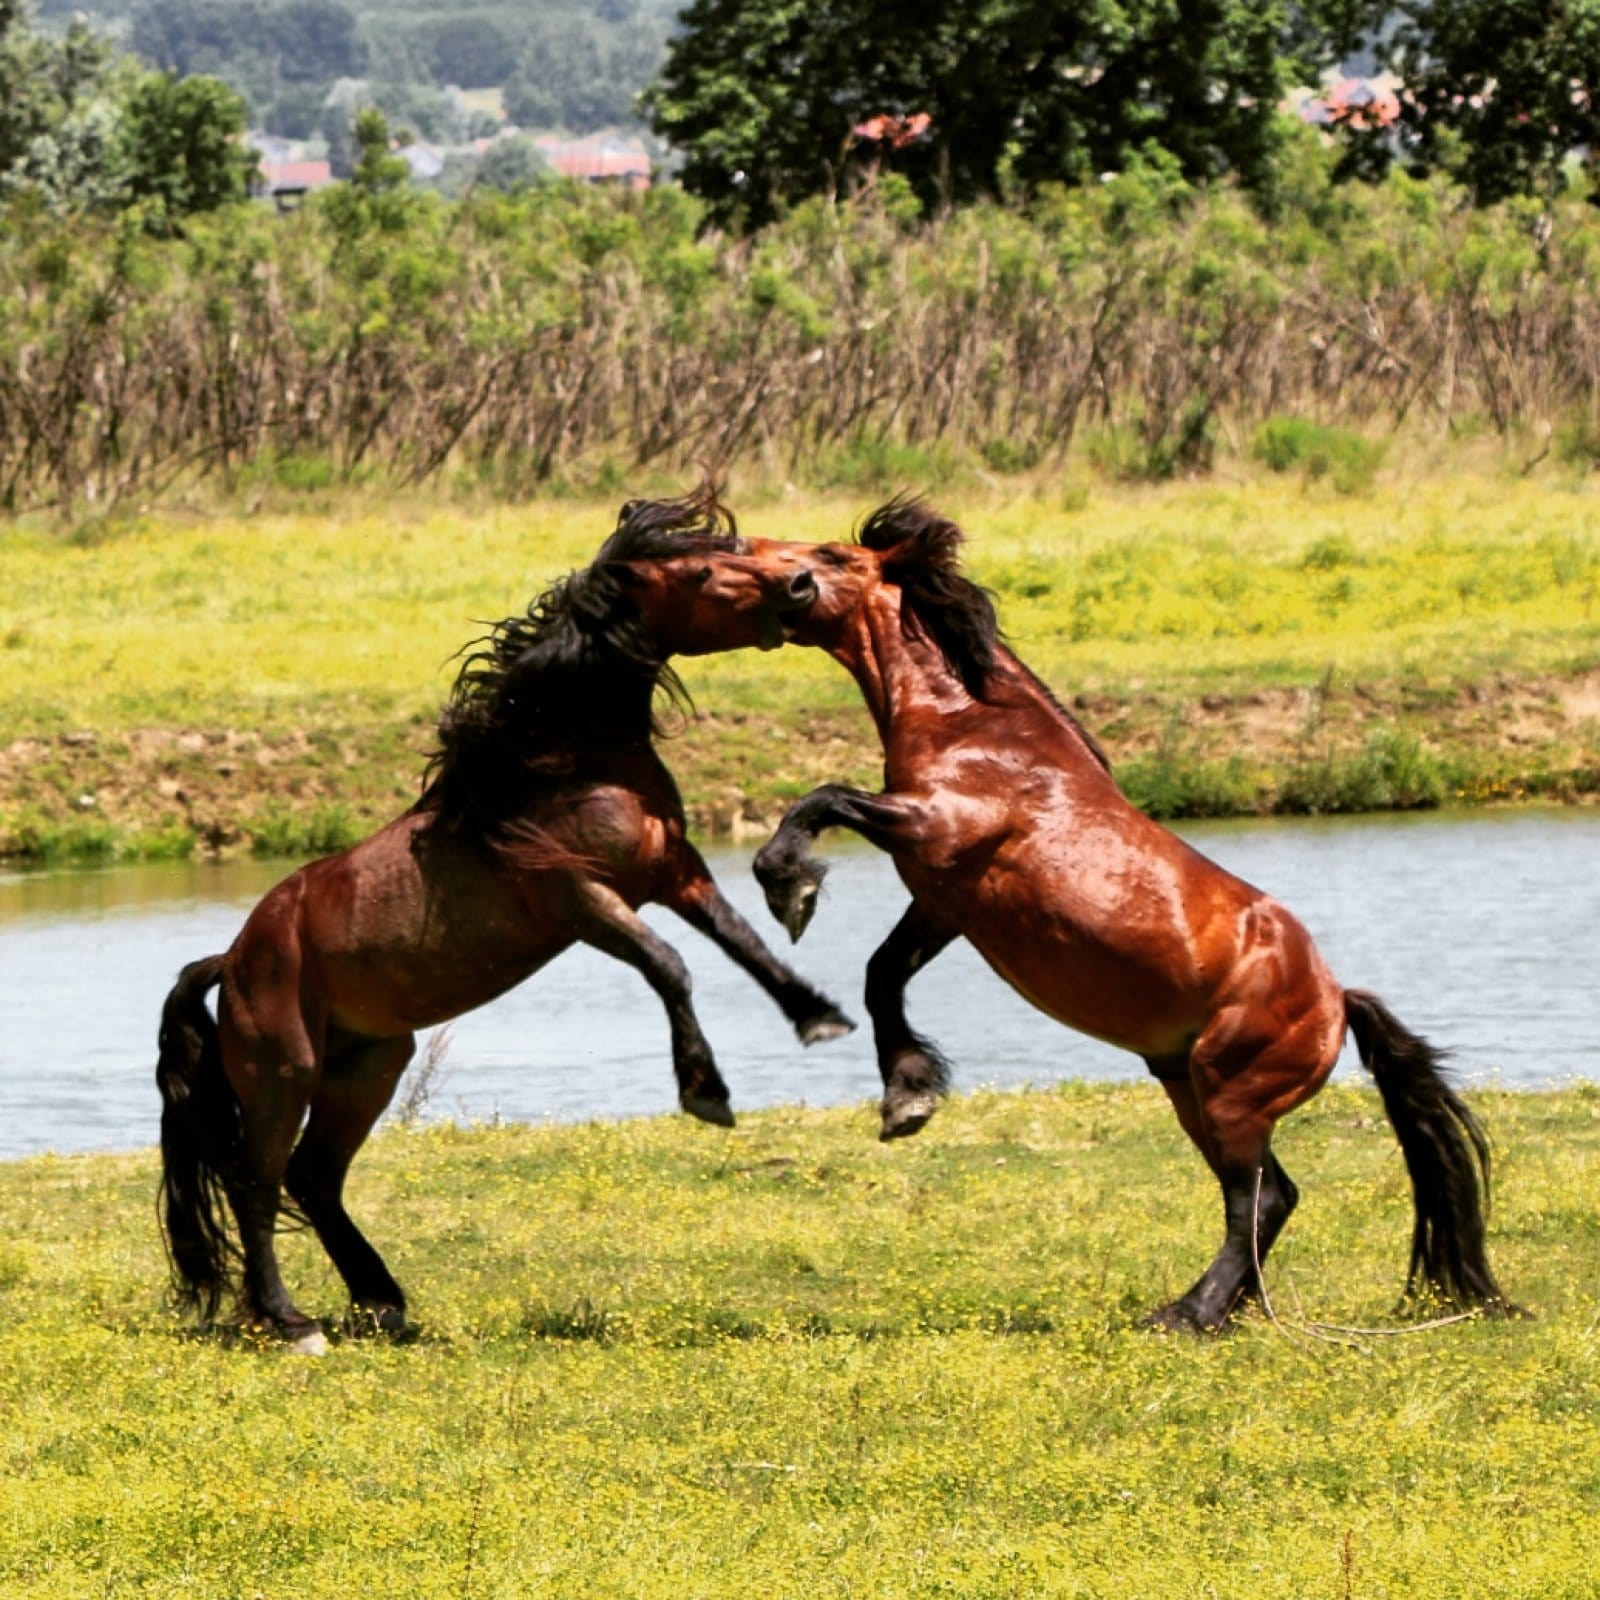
top-left (2, 462), bottom-right (1598, 859)
top-left (3, 1082), bottom-right (1600, 1597)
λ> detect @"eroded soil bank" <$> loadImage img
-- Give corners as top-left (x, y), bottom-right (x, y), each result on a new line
top-left (4, 665), bottom-right (1595, 862)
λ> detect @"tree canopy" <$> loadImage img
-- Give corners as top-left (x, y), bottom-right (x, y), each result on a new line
top-left (1, 1), bottom-right (252, 219)
top-left (644, 0), bottom-right (1370, 227)
top-left (1382, 0), bottom-right (1600, 203)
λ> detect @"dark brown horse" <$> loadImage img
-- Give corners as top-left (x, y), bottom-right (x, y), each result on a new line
top-left (742, 499), bottom-right (1514, 1331)
top-left (156, 491), bottom-right (850, 1351)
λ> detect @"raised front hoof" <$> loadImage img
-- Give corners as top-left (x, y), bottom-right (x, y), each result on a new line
top-left (346, 1304), bottom-right (414, 1342)
top-left (757, 860), bottom-right (826, 944)
top-left (1139, 1299), bottom-right (1232, 1336)
top-left (879, 1090), bottom-right (940, 1142)
top-left (796, 1008), bottom-right (856, 1047)
top-left (681, 1093), bottom-right (736, 1128)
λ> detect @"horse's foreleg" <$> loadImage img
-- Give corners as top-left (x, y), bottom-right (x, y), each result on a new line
top-left (285, 1033), bottom-right (415, 1338)
top-left (665, 846), bottom-right (855, 1046)
top-left (754, 784), bottom-right (927, 941)
top-left (573, 881), bottom-right (734, 1126)
top-left (866, 904), bottom-right (957, 1140)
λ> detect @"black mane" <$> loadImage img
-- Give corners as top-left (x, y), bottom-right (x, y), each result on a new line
top-left (416, 487), bottom-right (740, 836)
top-left (859, 495), bottom-right (1112, 772)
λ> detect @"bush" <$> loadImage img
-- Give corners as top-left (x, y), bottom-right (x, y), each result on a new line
top-left (1277, 729), bottom-right (1446, 814)
top-left (1253, 417), bottom-right (1387, 493)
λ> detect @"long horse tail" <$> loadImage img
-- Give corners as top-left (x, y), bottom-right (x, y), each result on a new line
top-left (155, 955), bottom-right (240, 1322)
top-left (1344, 987), bottom-right (1513, 1312)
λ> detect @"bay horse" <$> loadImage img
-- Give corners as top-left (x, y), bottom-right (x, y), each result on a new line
top-left (156, 490), bottom-right (850, 1352)
top-left (742, 498), bottom-right (1514, 1331)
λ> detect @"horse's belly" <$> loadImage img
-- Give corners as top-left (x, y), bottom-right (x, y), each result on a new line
top-left (899, 855), bottom-right (1215, 1057)
top-left (322, 931), bottom-right (566, 1037)
top-left (967, 924), bottom-right (1205, 1056)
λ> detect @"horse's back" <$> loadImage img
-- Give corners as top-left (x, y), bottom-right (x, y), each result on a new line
top-left (222, 814), bottom-right (572, 1039)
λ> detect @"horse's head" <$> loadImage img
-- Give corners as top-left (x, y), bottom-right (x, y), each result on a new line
top-left (601, 496), bottom-right (822, 657)
top-left (608, 543), bottom-right (824, 656)
top-left (733, 499), bottom-right (1000, 697)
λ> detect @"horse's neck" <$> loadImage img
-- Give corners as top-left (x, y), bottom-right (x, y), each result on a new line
top-left (833, 590), bottom-right (977, 743)
top-left (833, 598), bottom-right (1114, 782)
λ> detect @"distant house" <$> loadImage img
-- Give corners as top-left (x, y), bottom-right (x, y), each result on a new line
top-left (256, 159), bottom-right (335, 210)
top-left (1288, 74), bottom-right (1403, 131)
top-left (398, 142), bottom-right (445, 182)
top-left (247, 132), bottom-right (300, 167)
top-left (532, 133), bottom-right (651, 190)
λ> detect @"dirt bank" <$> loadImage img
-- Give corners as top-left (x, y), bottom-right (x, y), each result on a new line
top-left (3, 668), bottom-right (1597, 862)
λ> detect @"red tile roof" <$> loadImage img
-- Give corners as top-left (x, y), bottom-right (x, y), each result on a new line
top-left (261, 159), bottom-right (333, 192)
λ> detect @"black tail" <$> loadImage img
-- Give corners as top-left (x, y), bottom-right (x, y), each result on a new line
top-left (155, 955), bottom-right (240, 1322)
top-left (1345, 988), bottom-right (1514, 1312)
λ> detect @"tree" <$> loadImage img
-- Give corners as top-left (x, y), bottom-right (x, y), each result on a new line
top-left (412, 13), bottom-right (517, 90)
top-left (1380, 1), bottom-right (1600, 202)
top-left (118, 71), bottom-right (256, 219)
top-left (477, 134), bottom-right (550, 193)
top-left (507, 13), bottom-right (669, 134)
top-left (1, 0), bottom-right (112, 182)
top-left (644, 0), bottom-right (1361, 228)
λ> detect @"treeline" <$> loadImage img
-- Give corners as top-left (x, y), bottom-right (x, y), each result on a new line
top-left (70, 0), bottom-right (676, 141)
top-left (4, 130), bottom-right (1598, 515)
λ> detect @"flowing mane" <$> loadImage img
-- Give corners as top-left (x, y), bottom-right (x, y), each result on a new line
top-left (416, 487), bottom-right (741, 836)
top-left (858, 495), bottom-right (1112, 772)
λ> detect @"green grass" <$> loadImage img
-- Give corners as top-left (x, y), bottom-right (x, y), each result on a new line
top-left (2, 467), bottom-right (1597, 859)
top-left (4, 1083), bottom-right (1600, 1596)
top-left (4, 474), bottom-right (1597, 733)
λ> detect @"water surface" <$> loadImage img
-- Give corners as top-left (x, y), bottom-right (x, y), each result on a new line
top-left (1, 808), bottom-right (1595, 1158)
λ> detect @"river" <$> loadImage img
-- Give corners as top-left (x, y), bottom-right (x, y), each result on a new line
top-left (0, 808), bottom-right (1595, 1159)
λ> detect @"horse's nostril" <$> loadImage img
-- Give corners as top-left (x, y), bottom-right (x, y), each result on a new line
top-left (787, 570), bottom-right (818, 601)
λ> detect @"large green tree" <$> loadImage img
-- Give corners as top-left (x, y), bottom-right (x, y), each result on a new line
top-left (0, 0), bottom-right (112, 181)
top-left (2, 1), bottom-right (253, 217)
top-left (1382, 0), bottom-right (1600, 202)
top-left (643, 0), bottom-right (1361, 227)
top-left (118, 71), bottom-right (256, 219)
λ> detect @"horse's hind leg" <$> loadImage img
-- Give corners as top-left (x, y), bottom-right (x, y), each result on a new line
top-left (285, 1033), bottom-right (415, 1337)
top-left (217, 1023), bottom-right (328, 1351)
top-left (1142, 1010), bottom-right (1334, 1333)
top-left (866, 904), bottom-right (956, 1140)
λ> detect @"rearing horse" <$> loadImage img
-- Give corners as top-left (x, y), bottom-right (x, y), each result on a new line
top-left (156, 491), bottom-right (850, 1351)
top-left (744, 498), bottom-right (1514, 1331)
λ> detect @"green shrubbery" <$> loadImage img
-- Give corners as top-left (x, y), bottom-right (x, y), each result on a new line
top-left (1253, 417), bottom-right (1389, 494)
top-left (3, 144), bottom-right (1600, 513)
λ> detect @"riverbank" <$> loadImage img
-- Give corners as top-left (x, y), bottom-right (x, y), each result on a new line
top-left (2, 1082), bottom-right (1598, 1596)
top-left (3, 471), bottom-right (1597, 861)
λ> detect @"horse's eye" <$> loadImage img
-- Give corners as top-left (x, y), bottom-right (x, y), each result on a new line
top-left (694, 565), bottom-right (713, 585)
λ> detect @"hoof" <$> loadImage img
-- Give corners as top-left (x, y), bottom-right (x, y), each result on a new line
top-left (759, 860), bottom-right (826, 943)
top-left (780, 880), bottom-right (819, 943)
top-left (347, 1304), bottom-right (413, 1341)
top-left (682, 1094), bottom-right (736, 1128)
top-left (879, 1091), bottom-right (939, 1142)
top-left (1139, 1298), bottom-right (1235, 1336)
top-left (797, 1010), bottom-right (856, 1047)
top-left (285, 1324), bottom-right (330, 1357)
